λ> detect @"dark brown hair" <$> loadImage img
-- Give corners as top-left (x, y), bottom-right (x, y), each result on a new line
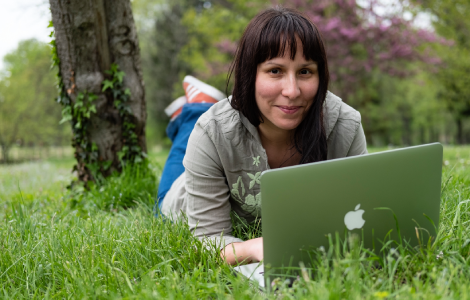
top-left (227, 6), bottom-right (329, 164)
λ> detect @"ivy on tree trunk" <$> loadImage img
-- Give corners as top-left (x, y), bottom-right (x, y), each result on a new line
top-left (49, 0), bottom-right (147, 183)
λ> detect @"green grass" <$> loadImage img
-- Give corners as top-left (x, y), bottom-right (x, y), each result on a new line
top-left (1, 146), bottom-right (470, 299)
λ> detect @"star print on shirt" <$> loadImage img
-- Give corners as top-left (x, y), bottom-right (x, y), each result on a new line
top-left (252, 156), bottom-right (260, 167)
top-left (247, 172), bottom-right (261, 189)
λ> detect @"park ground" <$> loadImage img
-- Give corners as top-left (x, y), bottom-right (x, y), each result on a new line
top-left (1, 146), bottom-right (470, 299)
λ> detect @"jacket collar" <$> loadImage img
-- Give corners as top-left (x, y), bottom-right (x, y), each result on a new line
top-left (323, 91), bottom-right (342, 139)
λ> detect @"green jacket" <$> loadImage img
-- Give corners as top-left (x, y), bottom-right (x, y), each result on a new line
top-left (161, 92), bottom-right (368, 248)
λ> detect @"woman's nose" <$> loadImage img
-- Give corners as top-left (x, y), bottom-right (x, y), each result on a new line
top-left (281, 74), bottom-right (301, 100)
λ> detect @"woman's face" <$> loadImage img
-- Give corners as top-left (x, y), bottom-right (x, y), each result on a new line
top-left (255, 41), bottom-right (319, 134)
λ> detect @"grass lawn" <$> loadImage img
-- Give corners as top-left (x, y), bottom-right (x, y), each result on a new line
top-left (1, 146), bottom-right (470, 299)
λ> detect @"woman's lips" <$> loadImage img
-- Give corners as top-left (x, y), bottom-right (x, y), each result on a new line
top-left (277, 105), bottom-right (301, 114)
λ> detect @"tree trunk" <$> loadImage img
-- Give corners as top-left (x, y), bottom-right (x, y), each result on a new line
top-left (420, 126), bottom-right (425, 144)
top-left (49, 0), bottom-right (146, 182)
top-left (402, 115), bottom-right (412, 146)
top-left (1, 144), bottom-right (10, 163)
top-left (457, 118), bottom-right (463, 145)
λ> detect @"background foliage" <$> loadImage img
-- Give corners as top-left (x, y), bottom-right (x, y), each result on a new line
top-left (0, 39), bottom-right (68, 162)
top-left (413, 0), bottom-right (470, 144)
top-left (133, 0), bottom-right (470, 146)
top-left (0, 0), bottom-right (469, 158)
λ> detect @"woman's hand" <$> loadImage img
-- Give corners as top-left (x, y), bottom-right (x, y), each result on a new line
top-left (221, 237), bottom-right (264, 265)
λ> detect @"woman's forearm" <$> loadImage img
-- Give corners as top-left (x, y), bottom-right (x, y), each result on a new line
top-left (221, 237), bottom-right (263, 265)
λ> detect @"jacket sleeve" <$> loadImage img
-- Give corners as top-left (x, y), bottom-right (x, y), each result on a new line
top-left (347, 123), bottom-right (368, 156)
top-left (183, 120), bottom-right (243, 250)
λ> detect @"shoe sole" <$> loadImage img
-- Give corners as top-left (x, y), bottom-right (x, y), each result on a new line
top-left (164, 95), bottom-right (187, 117)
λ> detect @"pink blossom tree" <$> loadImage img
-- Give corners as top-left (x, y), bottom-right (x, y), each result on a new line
top-left (276, 0), bottom-right (442, 102)
top-left (215, 1), bottom-right (441, 100)
top-left (185, 0), bottom-right (445, 143)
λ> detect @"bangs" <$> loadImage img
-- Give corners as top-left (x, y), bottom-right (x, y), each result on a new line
top-left (256, 13), bottom-right (323, 64)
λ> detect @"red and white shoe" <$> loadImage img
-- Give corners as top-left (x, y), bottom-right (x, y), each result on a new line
top-left (164, 95), bottom-right (187, 121)
top-left (183, 75), bottom-right (225, 104)
top-left (164, 76), bottom-right (226, 121)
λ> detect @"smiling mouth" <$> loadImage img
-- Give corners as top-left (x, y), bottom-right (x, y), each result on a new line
top-left (277, 106), bottom-right (301, 114)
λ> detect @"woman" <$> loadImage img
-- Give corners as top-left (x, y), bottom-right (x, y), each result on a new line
top-left (157, 7), bottom-right (367, 265)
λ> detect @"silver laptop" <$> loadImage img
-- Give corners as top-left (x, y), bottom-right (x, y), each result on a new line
top-left (235, 143), bottom-right (443, 288)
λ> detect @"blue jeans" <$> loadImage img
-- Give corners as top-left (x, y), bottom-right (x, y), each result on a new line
top-left (157, 103), bottom-right (214, 209)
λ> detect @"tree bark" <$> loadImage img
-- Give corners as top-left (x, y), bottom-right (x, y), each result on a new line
top-left (402, 115), bottom-right (412, 146)
top-left (457, 118), bottom-right (463, 145)
top-left (1, 144), bottom-right (10, 163)
top-left (49, 0), bottom-right (146, 181)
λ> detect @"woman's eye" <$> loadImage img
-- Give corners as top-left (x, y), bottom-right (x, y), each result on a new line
top-left (300, 69), bottom-right (311, 75)
top-left (270, 68), bottom-right (280, 74)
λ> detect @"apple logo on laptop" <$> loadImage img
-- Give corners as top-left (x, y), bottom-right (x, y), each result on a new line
top-left (344, 204), bottom-right (365, 230)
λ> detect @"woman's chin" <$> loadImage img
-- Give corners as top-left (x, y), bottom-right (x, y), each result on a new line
top-left (271, 119), bottom-right (302, 131)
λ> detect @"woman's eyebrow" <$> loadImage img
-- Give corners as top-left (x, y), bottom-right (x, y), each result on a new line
top-left (264, 61), bottom-right (318, 67)
top-left (264, 62), bottom-right (284, 67)
top-left (300, 62), bottom-right (318, 67)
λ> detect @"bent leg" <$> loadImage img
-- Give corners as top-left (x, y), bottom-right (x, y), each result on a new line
top-left (157, 102), bottom-right (214, 209)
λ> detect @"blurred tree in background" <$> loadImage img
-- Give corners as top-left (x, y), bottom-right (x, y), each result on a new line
top-left (1, 0), bottom-right (469, 161)
top-left (0, 39), bottom-right (67, 162)
top-left (414, 0), bottom-right (470, 144)
top-left (134, 0), bottom-right (271, 144)
top-left (135, 0), bottom-right (460, 146)
top-left (137, 0), bottom-right (200, 143)
top-left (292, 0), bottom-right (444, 145)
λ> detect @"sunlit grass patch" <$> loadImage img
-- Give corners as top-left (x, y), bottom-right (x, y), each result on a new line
top-left (0, 146), bottom-right (469, 298)
top-left (69, 160), bottom-right (159, 213)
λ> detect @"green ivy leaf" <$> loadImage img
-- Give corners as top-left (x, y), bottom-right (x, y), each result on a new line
top-left (102, 80), bottom-right (114, 92)
top-left (117, 150), bottom-right (125, 162)
top-left (115, 71), bottom-right (125, 83)
top-left (108, 63), bottom-right (118, 74)
top-left (61, 105), bottom-right (71, 115)
top-left (59, 114), bottom-right (72, 124)
top-left (88, 93), bottom-right (98, 102)
top-left (102, 160), bottom-right (112, 171)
